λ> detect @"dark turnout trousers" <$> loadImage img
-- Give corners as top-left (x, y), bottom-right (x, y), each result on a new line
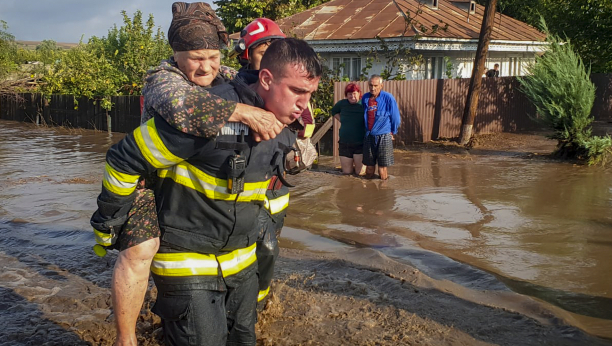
top-left (152, 269), bottom-right (258, 346)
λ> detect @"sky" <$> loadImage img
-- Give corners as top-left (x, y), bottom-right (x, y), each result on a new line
top-left (0, 0), bottom-right (195, 43)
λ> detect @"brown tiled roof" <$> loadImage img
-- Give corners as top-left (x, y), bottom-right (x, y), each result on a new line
top-left (275, 0), bottom-right (545, 42)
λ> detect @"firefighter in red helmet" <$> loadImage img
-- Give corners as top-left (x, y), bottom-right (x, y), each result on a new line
top-left (232, 18), bottom-right (295, 309)
top-left (233, 18), bottom-right (286, 70)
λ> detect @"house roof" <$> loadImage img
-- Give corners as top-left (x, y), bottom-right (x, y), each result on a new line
top-left (274, 0), bottom-right (546, 43)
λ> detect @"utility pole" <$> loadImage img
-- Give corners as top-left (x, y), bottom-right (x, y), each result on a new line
top-left (458, 0), bottom-right (499, 145)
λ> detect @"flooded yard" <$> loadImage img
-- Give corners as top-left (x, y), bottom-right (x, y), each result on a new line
top-left (1, 120), bottom-right (611, 345)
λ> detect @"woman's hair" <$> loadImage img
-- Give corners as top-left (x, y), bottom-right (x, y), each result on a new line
top-left (345, 83), bottom-right (361, 96)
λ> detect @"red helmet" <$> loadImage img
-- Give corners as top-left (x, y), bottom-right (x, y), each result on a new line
top-left (234, 18), bottom-right (286, 61)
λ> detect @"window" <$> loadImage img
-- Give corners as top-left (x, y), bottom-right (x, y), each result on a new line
top-left (425, 57), bottom-right (445, 79)
top-left (331, 57), bottom-right (362, 80)
top-left (431, 0), bottom-right (438, 9)
top-left (470, 1), bottom-right (476, 14)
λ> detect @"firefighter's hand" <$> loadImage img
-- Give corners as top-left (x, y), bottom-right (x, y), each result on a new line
top-left (231, 104), bottom-right (285, 142)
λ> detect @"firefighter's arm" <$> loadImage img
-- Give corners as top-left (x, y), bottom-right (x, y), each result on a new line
top-left (90, 115), bottom-right (209, 250)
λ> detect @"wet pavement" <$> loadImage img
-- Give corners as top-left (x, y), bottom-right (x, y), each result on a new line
top-left (1, 119), bottom-right (612, 340)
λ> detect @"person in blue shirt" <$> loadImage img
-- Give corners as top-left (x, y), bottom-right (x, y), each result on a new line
top-left (361, 75), bottom-right (401, 180)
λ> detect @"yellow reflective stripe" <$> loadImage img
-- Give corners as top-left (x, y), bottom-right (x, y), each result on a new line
top-left (218, 243), bottom-right (257, 277)
top-left (102, 163), bottom-right (139, 196)
top-left (150, 243), bottom-right (257, 277)
top-left (134, 118), bottom-right (183, 168)
top-left (258, 286), bottom-right (270, 302)
top-left (265, 193), bottom-right (290, 214)
top-left (151, 252), bottom-right (219, 276)
top-left (93, 228), bottom-right (113, 246)
top-left (302, 123), bottom-right (315, 138)
top-left (158, 163), bottom-right (269, 202)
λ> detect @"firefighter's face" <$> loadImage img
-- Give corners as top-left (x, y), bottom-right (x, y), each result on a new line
top-left (174, 49), bottom-right (221, 87)
top-left (259, 63), bottom-right (320, 125)
top-left (248, 41), bottom-right (271, 71)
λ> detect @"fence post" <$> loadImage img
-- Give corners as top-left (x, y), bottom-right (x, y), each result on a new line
top-left (36, 94), bottom-right (42, 125)
top-left (106, 110), bottom-right (111, 134)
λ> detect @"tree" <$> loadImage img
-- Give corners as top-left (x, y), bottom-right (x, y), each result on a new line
top-left (458, 0), bottom-right (498, 145)
top-left (36, 40), bottom-right (60, 53)
top-left (38, 44), bottom-right (124, 110)
top-left (540, 0), bottom-right (612, 73)
top-left (32, 9), bottom-right (172, 110)
top-left (475, 0), bottom-right (612, 73)
top-left (475, 0), bottom-right (544, 25)
top-left (214, 0), bottom-right (328, 34)
top-left (0, 20), bottom-right (17, 79)
top-left (87, 10), bottom-right (172, 95)
top-left (519, 19), bottom-right (611, 165)
top-left (35, 40), bottom-right (61, 64)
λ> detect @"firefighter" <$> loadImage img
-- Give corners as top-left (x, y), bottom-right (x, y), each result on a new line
top-left (232, 18), bottom-right (286, 71)
top-left (96, 5), bottom-right (293, 346)
top-left (229, 18), bottom-right (309, 307)
top-left (92, 38), bottom-right (322, 345)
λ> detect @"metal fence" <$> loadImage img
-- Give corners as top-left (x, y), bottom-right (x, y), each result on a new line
top-left (333, 74), bottom-right (612, 145)
top-left (1, 74), bottom-right (610, 140)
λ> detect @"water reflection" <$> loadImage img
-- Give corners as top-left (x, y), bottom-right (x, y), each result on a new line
top-left (0, 121), bottom-right (120, 228)
top-left (288, 150), bottom-right (612, 337)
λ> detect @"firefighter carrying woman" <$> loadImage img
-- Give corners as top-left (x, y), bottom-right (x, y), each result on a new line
top-left (90, 3), bottom-right (320, 345)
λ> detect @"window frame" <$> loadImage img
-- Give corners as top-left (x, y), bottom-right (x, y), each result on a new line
top-left (330, 56), bottom-right (363, 80)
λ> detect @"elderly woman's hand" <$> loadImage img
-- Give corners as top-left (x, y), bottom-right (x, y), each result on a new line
top-left (231, 103), bottom-right (285, 141)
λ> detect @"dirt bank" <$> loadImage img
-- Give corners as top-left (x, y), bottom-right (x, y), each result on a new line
top-left (3, 243), bottom-right (608, 346)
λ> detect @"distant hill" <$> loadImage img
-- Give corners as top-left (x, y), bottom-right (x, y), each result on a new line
top-left (16, 40), bottom-right (79, 50)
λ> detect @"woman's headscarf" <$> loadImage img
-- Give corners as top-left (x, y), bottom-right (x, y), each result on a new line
top-left (167, 2), bottom-right (229, 51)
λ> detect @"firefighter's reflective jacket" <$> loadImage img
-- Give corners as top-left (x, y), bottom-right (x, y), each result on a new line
top-left (91, 71), bottom-right (296, 287)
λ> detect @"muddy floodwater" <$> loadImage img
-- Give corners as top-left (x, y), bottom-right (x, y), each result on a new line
top-left (1, 120), bottom-right (612, 345)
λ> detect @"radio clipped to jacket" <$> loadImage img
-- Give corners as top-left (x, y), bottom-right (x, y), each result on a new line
top-left (228, 154), bottom-right (246, 194)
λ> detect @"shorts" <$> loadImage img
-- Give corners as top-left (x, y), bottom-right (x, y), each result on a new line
top-left (363, 133), bottom-right (394, 167)
top-left (117, 188), bottom-right (160, 251)
top-left (338, 142), bottom-right (364, 158)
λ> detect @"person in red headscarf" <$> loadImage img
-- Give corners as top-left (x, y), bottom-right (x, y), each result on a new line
top-left (332, 83), bottom-right (366, 175)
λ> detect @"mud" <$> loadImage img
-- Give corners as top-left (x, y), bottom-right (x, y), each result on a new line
top-left (1, 120), bottom-right (612, 345)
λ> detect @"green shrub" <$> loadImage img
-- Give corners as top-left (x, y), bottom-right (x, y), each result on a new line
top-left (519, 18), bottom-right (611, 165)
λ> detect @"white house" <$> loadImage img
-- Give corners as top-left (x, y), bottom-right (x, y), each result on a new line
top-left (276, 0), bottom-right (547, 80)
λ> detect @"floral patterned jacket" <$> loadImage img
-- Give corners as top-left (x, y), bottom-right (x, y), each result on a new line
top-left (141, 58), bottom-right (238, 138)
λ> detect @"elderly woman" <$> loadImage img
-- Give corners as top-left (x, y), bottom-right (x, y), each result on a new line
top-left (91, 3), bottom-right (286, 345)
top-left (332, 83), bottom-right (366, 175)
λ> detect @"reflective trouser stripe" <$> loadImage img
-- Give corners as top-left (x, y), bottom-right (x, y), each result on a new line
top-left (217, 244), bottom-right (258, 276)
top-left (134, 118), bottom-right (183, 169)
top-left (158, 163), bottom-right (269, 202)
top-left (264, 193), bottom-right (290, 214)
top-left (102, 163), bottom-right (139, 196)
top-left (258, 286), bottom-right (270, 302)
top-left (151, 243), bottom-right (257, 277)
top-left (94, 228), bottom-right (114, 246)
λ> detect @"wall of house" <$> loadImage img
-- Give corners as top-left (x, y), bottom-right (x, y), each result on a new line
top-left (318, 50), bottom-right (537, 81)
